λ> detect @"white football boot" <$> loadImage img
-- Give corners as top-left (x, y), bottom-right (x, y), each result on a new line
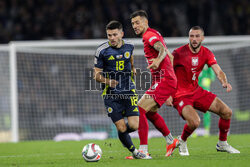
top-left (216, 142), bottom-right (240, 153)
top-left (127, 150), bottom-right (152, 159)
top-left (132, 150), bottom-right (149, 159)
top-left (177, 136), bottom-right (189, 156)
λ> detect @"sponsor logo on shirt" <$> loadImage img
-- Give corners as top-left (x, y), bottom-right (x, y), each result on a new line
top-left (179, 101), bottom-right (184, 107)
top-left (192, 57), bottom-right (199, 66)
top-left (108, 55), bottom-right (115, 60)
top-left (133, 108), bottom-right (139, 112)
top-left (149, 36), bottom-right (157, 43)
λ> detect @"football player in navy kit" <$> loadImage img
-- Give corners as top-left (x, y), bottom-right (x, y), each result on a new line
top-left (94, 20), bottom-right (146, 159)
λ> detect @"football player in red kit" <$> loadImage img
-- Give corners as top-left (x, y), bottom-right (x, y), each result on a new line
top-left (128, 10), bottom-right (179, 159)
top-left (171, 26), bottom-right (240, 155)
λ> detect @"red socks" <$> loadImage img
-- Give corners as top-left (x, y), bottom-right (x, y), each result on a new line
top-left (146, 111), bottom-right (170, 136)
top-left (138, 106), bottom-right (149, 145)
top-left (181, 124), bottom-right (194, 141)
top-left (219, 118), bottom-right (230, 141)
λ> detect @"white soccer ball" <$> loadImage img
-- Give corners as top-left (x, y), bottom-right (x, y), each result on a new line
top-left (82, 143), bottom-right (102, 162)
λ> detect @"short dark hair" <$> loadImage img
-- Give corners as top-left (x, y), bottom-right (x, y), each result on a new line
top-left (130, 10), bottom-right (148, 19)
top-left (190, 26), bottom-right (204, 35)
top-left (106, 20), bottom-right (123, 30)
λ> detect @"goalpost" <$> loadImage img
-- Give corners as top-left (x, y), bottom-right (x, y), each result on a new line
top-left (1, 36), bottom-right (250, 142)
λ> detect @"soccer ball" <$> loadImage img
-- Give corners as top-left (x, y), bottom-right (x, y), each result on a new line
top-left (82, 143), bottom-right (102, 162)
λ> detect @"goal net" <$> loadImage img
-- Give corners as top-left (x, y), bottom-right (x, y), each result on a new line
top-left (1, 36), bottom-right (250, 142)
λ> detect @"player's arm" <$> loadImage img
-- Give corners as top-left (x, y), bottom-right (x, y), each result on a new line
top-left (147, 41), bottom-right (167, 69)
top-left (93, 67), bottom-right (118, 88)
top-left (211, 64), bottom-right (232, 92)
top-left (166, 49), bottom-right (174, 66)
top-left (130, 55), bottom-right (136, 75)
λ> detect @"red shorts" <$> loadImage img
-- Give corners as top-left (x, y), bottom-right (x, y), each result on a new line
top-left (145, 77), bottom-right (177, 107)
top-left (173, 87), bottom-right (216, 119)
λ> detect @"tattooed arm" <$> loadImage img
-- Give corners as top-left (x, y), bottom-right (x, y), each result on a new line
top-left (147, 41), bottom-right (167, 69)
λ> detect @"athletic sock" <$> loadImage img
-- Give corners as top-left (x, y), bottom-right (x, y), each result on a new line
top-left (219, 118), bottom-right (230, 141)
top-left (126, 123), bottom-right (135, 133)
top-left (181, 124), bottom-right (195, 141)
top-left (146, 111), bottom-right (170, 137)
top-left (139, 145), bottom-right (148, 153)
top-left (138, 106), bottom-right (149, 145)
top-left (165, 133), bottom-right (174, 145)
top-left (218, 140), bottom-right (228, 146)
top-left (118, 131), bottom-right (135, 152)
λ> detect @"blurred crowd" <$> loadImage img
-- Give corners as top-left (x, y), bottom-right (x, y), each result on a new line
top-left (0, 0), bottom-right (249, 43)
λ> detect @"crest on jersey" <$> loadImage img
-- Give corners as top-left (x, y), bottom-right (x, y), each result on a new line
top-left (116, 55), bottom-right (123, 59)
top-left (124, 51), bottom-right (130, 59)
top-left (192, 57), bottom-right (199, 66)
top-left (107, 107), bottom-right (113, 113)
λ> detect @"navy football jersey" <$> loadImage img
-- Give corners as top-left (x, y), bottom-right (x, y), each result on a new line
top-left (94, 40), bottom-right (135, 94)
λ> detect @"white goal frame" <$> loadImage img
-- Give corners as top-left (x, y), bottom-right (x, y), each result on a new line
top-left (5, 35), bottom-right (250, 142)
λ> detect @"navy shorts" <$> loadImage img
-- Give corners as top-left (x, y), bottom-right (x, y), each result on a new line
top-left (103, 93), bottom-right (139, 123)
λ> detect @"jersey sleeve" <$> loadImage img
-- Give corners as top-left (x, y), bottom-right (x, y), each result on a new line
top-left (143, 31), bottom-right (160, 47)
top-left (94, 49), bottom-right (104, 69)
top-left (172, 49), bottom-right (179, 66)
top-left (206, 49), bottom-right (217, 67)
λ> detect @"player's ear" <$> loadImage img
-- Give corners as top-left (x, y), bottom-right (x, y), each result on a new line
top-left (144, 18), bottom-right (148, 26)
top-left (201, 35), bottom-right (204, 42)
top-left (121, 30), bottom-right (124, 38)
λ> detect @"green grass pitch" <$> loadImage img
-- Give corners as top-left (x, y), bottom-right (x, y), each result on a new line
top-left (0, 134), bottom-right (249, 167)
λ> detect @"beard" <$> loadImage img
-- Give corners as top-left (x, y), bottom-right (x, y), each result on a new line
top-left (136, 32), bottom-right (143, 37)
top-left (134, 28), bottom-right (144, 37)
top-left (190, 42), bottom-right (201, 51)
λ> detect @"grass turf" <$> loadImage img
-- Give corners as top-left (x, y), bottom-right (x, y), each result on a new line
top-left (0, 134), bottom-right (249, 167)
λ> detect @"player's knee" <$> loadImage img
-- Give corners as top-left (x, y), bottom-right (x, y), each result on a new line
top-left (187, 118), bottom-right (200, 130)
top-left (221, 108), bottom-right (232, 120)
top-left (129, 123), bottom-right (139, 131)
top-left (116, 123), bottom-right (127, 133)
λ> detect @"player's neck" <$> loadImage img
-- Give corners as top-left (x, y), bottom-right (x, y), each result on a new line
top-left (114, 40), bottom-right (124, 48)
top-left (188, 44), bottom-right (201, 54)
top-left (141, 26), bottom-right (149, 36)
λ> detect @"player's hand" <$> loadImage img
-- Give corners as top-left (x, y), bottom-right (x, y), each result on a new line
top-left (147, 58), bottom-right (160, 70)
top-left (132, 67), bottom-right (137, 76)
top-left (109, 79), bottom-right (119, 88)
top-left (165, 96), bottom-right (173, 106)
top-left (222, 83), bottom-right (232, 92)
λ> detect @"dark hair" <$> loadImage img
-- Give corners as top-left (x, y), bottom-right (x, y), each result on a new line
top-left (106, 20), bottom-right (123, 30)
top-left (130, 10), bottom-right (148, 19)
top-left (190, 26), bottom-right (204, 35)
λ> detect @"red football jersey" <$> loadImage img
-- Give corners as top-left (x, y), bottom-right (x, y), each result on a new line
top-left (142, 28), bottom-right (176, 85)
top-left (173, 44), bottom-right (217, 98)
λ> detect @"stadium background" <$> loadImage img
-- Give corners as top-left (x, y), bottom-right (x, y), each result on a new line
top-left (0, 0), bottom-right (249, 142)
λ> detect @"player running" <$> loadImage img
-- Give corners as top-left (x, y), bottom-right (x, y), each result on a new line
top-left (94, 20), bottom-right (146, 159)
top-left (171, 26), bottom-right (240, 156)
top-left (129, 10), bottom-right (179, 158)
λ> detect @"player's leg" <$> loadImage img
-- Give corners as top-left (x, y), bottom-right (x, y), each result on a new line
top-left (104, 98), bottom-right (146, 159)
top-left (138, 94), bottom-right (178, 157)
top-left (145, 109), bottom-right (177, 156)
top-left (177, 105), bottom-right (200, 156)
top-left (208, 97), bottom-right (240, 153)
top-left (137, 94), bottom-right (156, 154)
top-left (181, 105), bottom-right (200, 140)
top-left (127, 116), bottom-right (139, 133)
top-left (203, 112), bottom-right (211, 136)
top-left (115, 118), bottom-right (146, 159)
